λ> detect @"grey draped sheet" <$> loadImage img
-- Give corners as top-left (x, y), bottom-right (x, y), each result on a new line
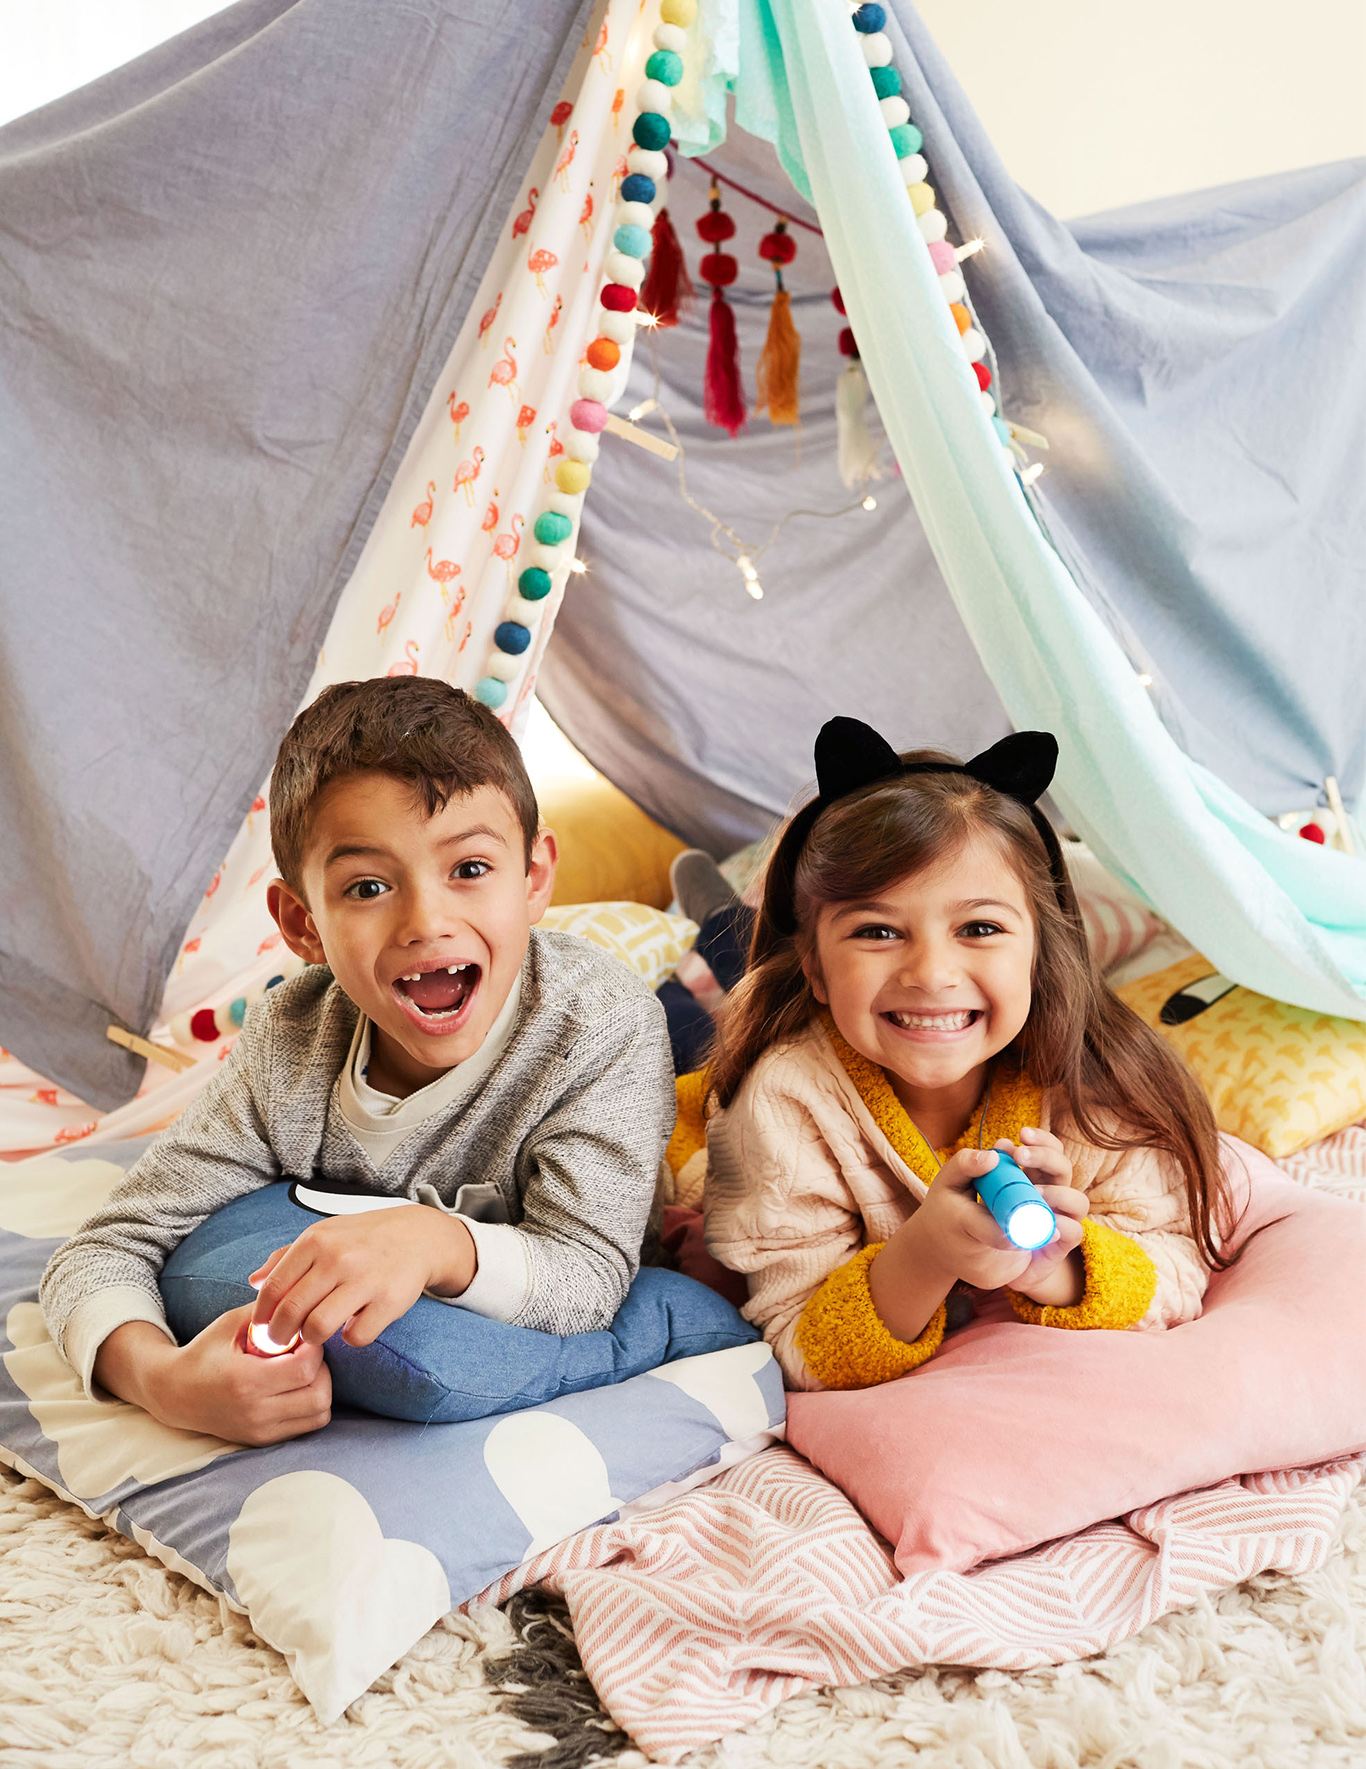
top-left (540, 7), bottom-right (1364, 850)
top-left (0, 0), bottom-right (591, 1109)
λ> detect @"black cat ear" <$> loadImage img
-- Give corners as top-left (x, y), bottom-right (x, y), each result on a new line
top-left (964, 732), bottom-right (1058, 805)
top-left (814, 717), bottom-right (904, 804)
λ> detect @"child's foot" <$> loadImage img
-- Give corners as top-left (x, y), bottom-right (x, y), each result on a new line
top-left (670, 850), bottom-right (738, 926)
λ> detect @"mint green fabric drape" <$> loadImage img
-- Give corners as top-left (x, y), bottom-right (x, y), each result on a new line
top-left (700, 0), bottom-right (1366, 1019)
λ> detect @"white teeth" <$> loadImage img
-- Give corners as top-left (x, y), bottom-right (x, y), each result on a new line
top-left (889, 1009), bottom-right (976, 1031)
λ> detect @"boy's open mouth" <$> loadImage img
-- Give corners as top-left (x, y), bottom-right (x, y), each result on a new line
top-left (883, 1008), bottom-right (981, 1033)
top-left (392, 962), bottom-right (480, 1024)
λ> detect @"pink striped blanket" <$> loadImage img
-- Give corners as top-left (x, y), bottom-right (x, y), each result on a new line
top-left (481, 1445), bottom-right (1364, 1763)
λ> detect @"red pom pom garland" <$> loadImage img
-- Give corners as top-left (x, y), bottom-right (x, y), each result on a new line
top-left (697, 184), bottom-right (747, 437)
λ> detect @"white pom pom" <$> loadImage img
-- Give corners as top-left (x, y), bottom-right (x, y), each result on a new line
top-left (596, 309), bottom-right (635, 346)
top-left (577, 366), bottom-right (615, 401)
top-left (637, 80), bottom-right (671, 114)
top-left (528, 544), bottom-right (562, 572)
top-left (564, 428), bottom-right (600, 463)
top-left (487, 650), bottom-right (522, 682)
top-left (960, 327), bottom-right (986, 362)
top-left (879, 96), bottom-right (910, 128)
top-left (627, 145), bottom-right (668, 180)
top-left (548, 490), bottom-right (583, 519)
top-left (860, 32), bottom-right (892, 66)
top-left (616, 201), bottom-right (653, 232)
top-left (917, 207), bottom-right (948, 242)
top-left (654, 22), bottom-right (686, 52)
top-left (979, 389), bottom-right (996, 416)
top-left (169, 1011), bottom-right (196, 1049)
top-left (506, 593), bottom-right (546, 625)
top-left (938, 269), bottom-right (966, 303)
top-left (898, 153), bottom-right (928, 186)
top-left (213, 1002), bottom-right (237, 1037)
top-left (604, 250), bottom-right (646, 288)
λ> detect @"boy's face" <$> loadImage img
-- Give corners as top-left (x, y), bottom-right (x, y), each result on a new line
top-left (268, 773), bottom-right (556, 1095)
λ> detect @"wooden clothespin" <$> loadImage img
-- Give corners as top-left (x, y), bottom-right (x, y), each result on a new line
top-left (602, 413), bottom-right (679, 461)
top-left (106, 1025), bottom-right (197, 1074)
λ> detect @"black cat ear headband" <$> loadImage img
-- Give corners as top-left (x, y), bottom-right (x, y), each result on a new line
top-left (766, 716), bottom-right (1068, 935)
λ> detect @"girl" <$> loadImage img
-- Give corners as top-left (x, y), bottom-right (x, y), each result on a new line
top-left (702, 717), bottom-right (1241, 1392)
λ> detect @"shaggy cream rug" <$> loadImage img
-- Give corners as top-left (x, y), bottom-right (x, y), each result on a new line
top-left (1, 1462), bottom-right (1363, 1768)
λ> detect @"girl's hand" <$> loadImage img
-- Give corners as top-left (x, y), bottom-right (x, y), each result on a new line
top-left (248, 1206), bottom-right (477, 1350)
top-left (992, 1131), bottom-right (1089, 1306)
top-left (907, 1147), bottom-right (1039, 1293)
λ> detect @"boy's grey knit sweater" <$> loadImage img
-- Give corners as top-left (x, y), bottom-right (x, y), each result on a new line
top-left (41, 928), bottom-right (674, 1381)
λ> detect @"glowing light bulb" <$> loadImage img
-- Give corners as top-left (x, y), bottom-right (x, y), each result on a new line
top-left (246, 1320), bottom-right (302, 1357)
top-left (861, 495), bottom-right (877, 511)
top-left (628, 397), bottom-right (659, 422)
top-left (1137, 673), bottom-right (1154, 688)
top-left (737, 554), bottom-right (758, 581)
top-left (954, 238), bottom-right (986, 262)
top-left (635, 309), bottom-right (660, 328)
top-left (745, 578), bottom-right (764, 600)
top-left (1019, 462), bottom-right (1044, 486)
top-left (569, 557), bottom-right (589, 574)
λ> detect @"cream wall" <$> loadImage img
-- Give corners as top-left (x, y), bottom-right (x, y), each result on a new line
top-left (914, 0), bottom-right (1365, 216)
top-left (4, 1), bottom-right (1364, 217)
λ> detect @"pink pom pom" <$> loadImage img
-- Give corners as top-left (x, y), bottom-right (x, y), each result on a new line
top-left (927, 240), bottom-right (956, 273)
top-left (570, 399), bottom-right (608, 433)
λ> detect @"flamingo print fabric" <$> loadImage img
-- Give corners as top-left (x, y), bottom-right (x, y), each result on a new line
top-left (0, 0), bottom-right (659, 1136)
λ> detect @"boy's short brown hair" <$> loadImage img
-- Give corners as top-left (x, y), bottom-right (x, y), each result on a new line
top-left (269, 678), bottom-right (540, 890)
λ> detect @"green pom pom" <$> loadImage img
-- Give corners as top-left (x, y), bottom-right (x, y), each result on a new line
top-left (474, 677), bottom-right (508, 709)
top-left (534, 511), bottom-right (573, 546)
top-left (645, 49), bottom-right (684, 86)
top-left (888, 122), bottom-right (924, 159)
top-left (632, 111), bottom-right (671, 152)
top-left (518, 567), bottom-right (553, 601)
top-left (870, 65), bottom-right (901, 98)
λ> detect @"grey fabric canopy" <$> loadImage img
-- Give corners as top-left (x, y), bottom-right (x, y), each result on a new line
top-left (0, 0), bottom-right (591, 1108)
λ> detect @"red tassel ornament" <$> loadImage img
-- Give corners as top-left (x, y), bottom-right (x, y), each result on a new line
top-left (638, 207), bottom-right (693, 328)
top-left (697, 184), bottom-right (745, 437)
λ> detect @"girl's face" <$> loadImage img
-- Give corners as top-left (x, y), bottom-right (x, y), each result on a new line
top-left (805, 831), bottom-right (1035, 1101)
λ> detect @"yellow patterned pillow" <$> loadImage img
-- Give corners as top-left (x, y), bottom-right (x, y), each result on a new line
top-left (1117, 956), bottom-right (1366, 1158)
top-left (537, 901), bottom-right (698, 992)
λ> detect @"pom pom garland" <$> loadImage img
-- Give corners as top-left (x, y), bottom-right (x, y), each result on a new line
top-left (568, 398), bottom-right (608, 433)
top-left (831, 286), bottom-right (847, 315)
top-left (616, 201), bottom-right (654, 231)
top-left (577, 366), bottom-right (615, 402)
top-left (532, 506), bottom-right (571, 542)
top-left (596, 309), bottom-right (636, 345)
top-left (600, 284), bottom-right (637, 312)
top-left (614, 223), bottom-right (652, 258)
top-left (474, 678), bottom-right (508, 709)
top-left (619, 173), bottom-right (656, 204)
top-left (842, 2), bottom-right (1038, 488)
top-left (604, 250), bottom-right (646, 287)
top-left (758, 227), bottom-right (798, 266)
top-left (653, 23), bottom-right (687, 54)
top-left (626, 145), bottom-right (667, 181)
top-left (190, 1008), bottom-right (220, 1043)
top-left (659, 0), bottom-right (696, 23)
top-left (585, 337), bottom-right (621, 372)
top-left (696, 209), bottom-right (737, 243)
top-left (636, 80), bottom-right (673, 115)
top-left (563, 428), bottom-right (600, 463)
top-left (699, 250), bottom-right (738, 286)
top-left (755, 218), bottom-right (801, 424)
top-left (493, 621), bottom-right (532, 656)
top-left (518, 568), bottom-right (553, 600)
top-left (698, 185), bottom-right (746, 436)
top-left (556, 459), bottom-right (591, 495)
top-left (644, 49), bottom-right (684, 85)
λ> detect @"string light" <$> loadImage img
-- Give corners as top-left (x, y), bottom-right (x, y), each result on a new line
top-left (635, 310), bottom-right (661, 329)
top-left (569, 557), bottom-right (589, 574)
top-left (1019, 462), bottom-right (1044, 486)
top-left (954, 238), bottom-right (986, 263)
top-left (1136, 673), bottom-right (1154, 688)
top-left (861, 495), bottom-right (877, 511)
top-left (628, 398), bottom-right (660, 422)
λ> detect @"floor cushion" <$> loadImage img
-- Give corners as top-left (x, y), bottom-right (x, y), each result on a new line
top-left (787, 1137), bottom-right (1366, 1573)
top-left (161, 1180), bottom-right (758, 1423)
top-left (0, 1140), bottom-right (785, 1721)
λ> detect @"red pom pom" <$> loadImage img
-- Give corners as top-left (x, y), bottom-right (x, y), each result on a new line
top-left (972, 360), bottom-right (991, 390)
top-left (700, 251), bottom-right (738, 287)
top-left (1299, 821), bottom-right (1327, 843)
top-left (838, 326), bottom-right (858, 357)
top-left (831, 287), bottom-right (846, 315)
top-left (190, 1008), bottom-right (220, 1042)
top-left (759, 231), bottom-right (797, 265)
top-left (696, 210), bottom-right (736, 243)
top-left (600, 284), bottom-right (637, 312)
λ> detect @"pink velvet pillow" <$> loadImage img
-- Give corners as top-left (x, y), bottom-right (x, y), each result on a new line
top-left (786, 1139), bottom-right (1366, 1574)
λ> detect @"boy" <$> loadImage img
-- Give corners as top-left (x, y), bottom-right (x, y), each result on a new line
top-left (40, 677), bottom-right (674, 1445)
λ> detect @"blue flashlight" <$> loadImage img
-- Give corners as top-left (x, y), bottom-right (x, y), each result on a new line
top-left (976, 1150), bottom-right (1057, 1250)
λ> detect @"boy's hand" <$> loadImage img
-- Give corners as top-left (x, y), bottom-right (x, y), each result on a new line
top-left (96, 1310), bottom-right (332, 1447)
top-left (248, 1205), bottom-right (477, 1350)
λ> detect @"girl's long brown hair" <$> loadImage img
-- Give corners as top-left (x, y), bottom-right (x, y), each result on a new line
top-left (709, 752), bottom-right (1244, 1271)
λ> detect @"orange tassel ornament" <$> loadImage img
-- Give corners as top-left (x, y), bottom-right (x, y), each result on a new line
top-left (755, 219), bottom-right (801, 426)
